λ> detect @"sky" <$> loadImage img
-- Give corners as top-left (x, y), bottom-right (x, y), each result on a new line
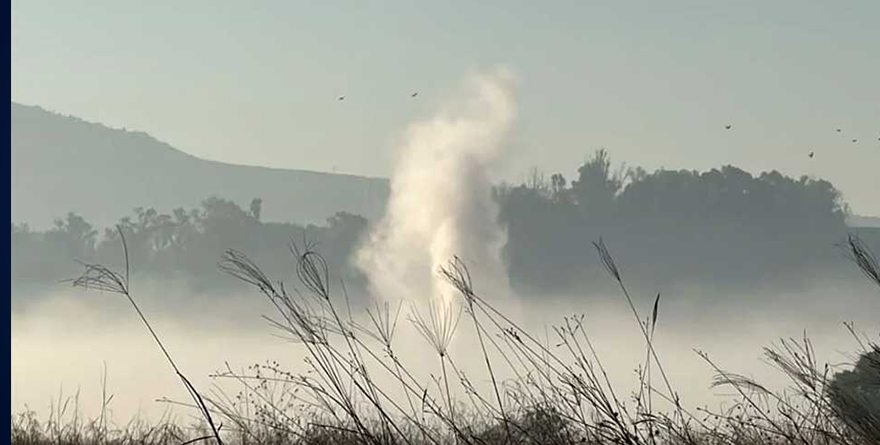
top-left (11, 1), bottom-right (880, 214)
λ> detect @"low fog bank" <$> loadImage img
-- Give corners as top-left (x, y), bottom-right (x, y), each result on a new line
top-left (12, 222), bottom-right (878, 315)
top-left (13, 250), bottom-right (875, 326)
top-left (12, 276), bottom-right (878, 423)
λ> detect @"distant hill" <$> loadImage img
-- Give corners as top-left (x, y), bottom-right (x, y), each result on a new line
top-left (11, 102), bottom-right (389, 229)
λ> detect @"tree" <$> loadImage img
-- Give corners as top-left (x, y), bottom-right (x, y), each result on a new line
top-left (250, 198), bottom-right (263, 222)
top-left (46, 212), bottom-right (98, 260)
top-left (525, 167), bottom-right (550, 197)
top-left (829, 347), bottom-right (880, 428)
top-left (550, 173), bottom-right (569, 204)
top-left (571, 149), bottom-right (623, 215)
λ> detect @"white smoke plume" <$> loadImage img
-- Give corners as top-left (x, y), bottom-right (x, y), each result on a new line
top-left (356, 68), bottom-right (516, 308)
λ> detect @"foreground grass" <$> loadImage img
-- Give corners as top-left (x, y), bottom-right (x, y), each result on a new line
top-left (13, 234), bottom-right (879, 445)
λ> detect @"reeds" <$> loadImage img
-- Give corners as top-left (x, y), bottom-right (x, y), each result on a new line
top-left (839, 233), bottom-right (880, 289)
top-left (70, 226), bottom-right (224, 445)
top-left (17, 231), bottom-right (878, 445)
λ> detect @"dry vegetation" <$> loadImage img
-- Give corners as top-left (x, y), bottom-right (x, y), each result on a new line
top-left (11, 231), bottom-right (879, 445)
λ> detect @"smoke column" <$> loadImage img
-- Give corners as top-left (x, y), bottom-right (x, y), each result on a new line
top-left (356, 68), bottom-right (516, 309)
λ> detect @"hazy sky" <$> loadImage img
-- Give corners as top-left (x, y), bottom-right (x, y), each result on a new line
top-left (11, 1), bottom-right (880, 214)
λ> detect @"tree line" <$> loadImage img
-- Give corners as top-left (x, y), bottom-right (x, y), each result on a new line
top-left (12, 151), bottom-right (877, 304)
top-left (11, 197), bottom-right (369, 299)
top-left (497, 150), bottom-right (866, 297)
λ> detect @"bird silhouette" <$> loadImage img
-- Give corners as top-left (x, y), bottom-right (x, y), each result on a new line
top-left (338, 96), bottom-right (345, 101)
top-left (411, 92), bottom-right (418, 98)
top-left (725, 124), bottom-right (732, 130)
top-left (808, 151), bottom-right (814, 158)
top-left (852, 139), bottom-right (857, 143)
top-left (836, 128), bottom-right (842, 133)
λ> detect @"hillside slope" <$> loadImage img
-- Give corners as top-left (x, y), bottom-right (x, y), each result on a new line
top-left (11, 102), bottom-right (389, 228)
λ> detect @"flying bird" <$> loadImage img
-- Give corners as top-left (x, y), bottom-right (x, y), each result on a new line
top-left (852, 139), bottom-right (858, 143)
top-left (725, 124), bottom-right (732, 130)
top-left (836, 128), bottom-right (842, 133)
top-left (808, 151), bottom-right (814, 158)
top-left (411, 92), bottom-right (419, 98)
top-left (338, 96), bottom-right (345, 101)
